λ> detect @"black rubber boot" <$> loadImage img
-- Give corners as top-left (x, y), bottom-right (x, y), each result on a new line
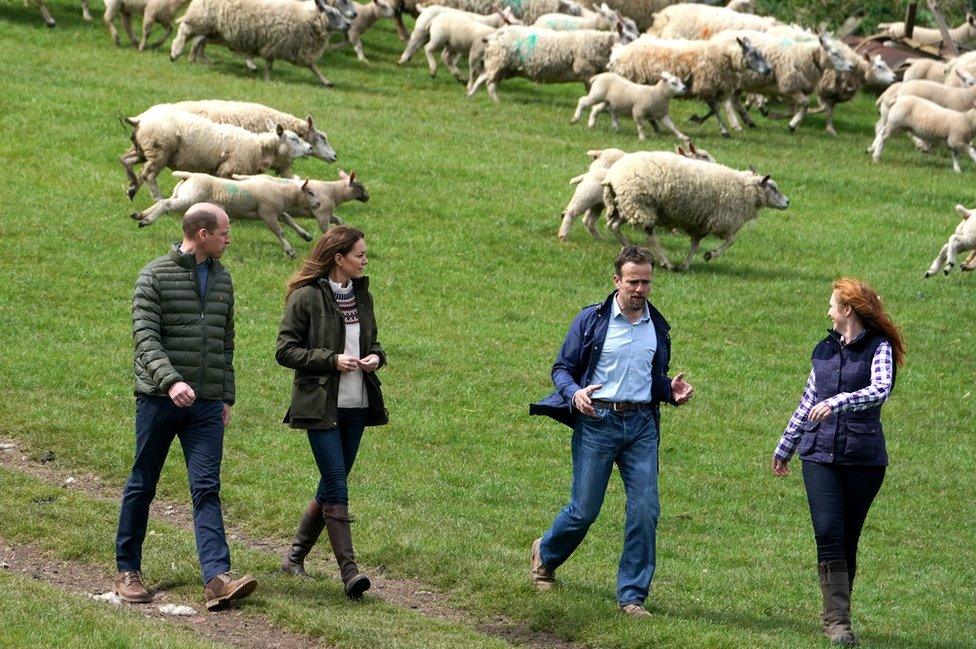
top-left (281, 500), bottom-right (326, 577)
top-left (323, 504), bottom-right (371, 598)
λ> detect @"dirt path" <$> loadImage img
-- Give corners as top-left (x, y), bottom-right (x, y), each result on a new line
top-left (0, 437), bottom-right (584, 649)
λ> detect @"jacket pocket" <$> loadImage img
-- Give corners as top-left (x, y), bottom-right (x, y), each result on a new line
top-left (289, 376), bottom-right (331, 422)
top-left (843, 421), bottom-right (881, 460)
top-left (797, 420), bottom-right (819, 455)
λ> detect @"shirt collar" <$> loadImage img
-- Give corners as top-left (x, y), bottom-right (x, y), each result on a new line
top-left (611, 293), bottom-right (650, 323)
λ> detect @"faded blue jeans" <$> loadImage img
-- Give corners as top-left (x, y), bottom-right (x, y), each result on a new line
top-left (539, 405), bottom-right (660, 606)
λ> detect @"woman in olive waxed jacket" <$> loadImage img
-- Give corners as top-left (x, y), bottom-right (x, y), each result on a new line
top-left (275, 226), bottom-right (387, 599)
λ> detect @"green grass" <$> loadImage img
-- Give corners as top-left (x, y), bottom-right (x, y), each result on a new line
top-left (2, 1), bottom-right (976, 647)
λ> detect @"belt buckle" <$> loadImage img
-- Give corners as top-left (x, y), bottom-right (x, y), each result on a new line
top-left (612, 402), bottom-right (625, 412)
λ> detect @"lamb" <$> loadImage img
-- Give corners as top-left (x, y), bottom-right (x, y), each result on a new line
top-left (131, 172), bottom-right (322, 257)
top-left (558, 142), bottom-right (714, 241)
top-left (571, 71), bottom-right (688, 141)
top-left (879, 13), bottom-right (976, 48)
top-left (468, 26), bottom-right (629, 101)
top-left (103, 0), bottom-right (188, 49)
top-left (329, 0), bottom-right (396, 62)
top-left (244, 169), bottom-right (370, 232)
top-left (533, 2), bottom-right (637, 43)
top-left (647, 3), bottom-right (779, 40)
top-left (422, 10), bottom-right (512, 84)
top-left (391, 0), bottom-right (577, 43)
top-left (925, 204), bottom-right (976, 277)
top-left (607, 35), bottom-right (772, 137)
top-left (119, 110), bottom-right (313, 201)
top-left (155, 100), bottom-right (338, 169)
top-left (601, 151), bottom-right (789, 270)
top-left (901, 57), bottom-right (976, 87)
top-left (870, 95), bottom-right (976, 173)
top-left (398, 5), bottom-right (520, 66)
top-left (31, 0), bottom-right (91, 27)
top-left (875, 76), bottom-right (976, 125)
top-left (170, 0), bottom-right (352, 88)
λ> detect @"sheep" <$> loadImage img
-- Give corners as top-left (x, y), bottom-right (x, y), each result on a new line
top-left (558, 142), bottom-right (714, 241)
top-left (170, 0), bottom-right (352, 88)
top-left (399, 4), bottom-right (520, 66)
top-left (119, 110), bottom-right (313, 201)
top-left (154, 100), bottom-right (338, 168)
top-left (869, 76), bottom-right (976, 155)
top-left (533, 2), bottom-right (634, 38)
top-left (571, 71), bottom-right (688, 141)
top-left (607, 35), bottom-right (771, 137)
top-left (924, 204), bottom-right (976, 276)
top-left (422, 10), bottom-right (510, 84)
top-left (329, 0), bottom-right (397, 62)
top-left (103, 0), bottom-right (188, 49)
top-left (879, 13), bottom-right (976, 48)
top-left (467, 26), bottom-right (628, 101)
top-left (812, 48), bottom-right (896, 136)
top-left (30, 0), bottom-right (91, 27)
top-left (601, 151), bottom-right (788, 270)
top-left (725, 0), bottom-right (752, 12)
top-left (232, 169), bottom-right (369, 232)
top-left (870, 95), bottom-right (976, 173)
top-left (131, 172), bottom-right (323, 257)
top-left (647, 3), bottom-right (779, 40)
top-left (391, 0), bottom-right (578, 43)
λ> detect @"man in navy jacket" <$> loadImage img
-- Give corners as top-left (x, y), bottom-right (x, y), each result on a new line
top-left (530, 246), bottom-right (693, 617)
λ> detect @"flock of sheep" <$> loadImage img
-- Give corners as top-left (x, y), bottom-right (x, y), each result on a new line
top-left (21, 0), bottom-right (976, 274)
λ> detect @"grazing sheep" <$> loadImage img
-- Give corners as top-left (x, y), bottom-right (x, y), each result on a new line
top-left (812, 49), bottom-right (896, 136)
top-left (871, 95), bottom-right (976, 173)
top-left (232, 169), bottom-right (370, 232)
top-left (399, 5), bottom-right (519, 66)
top-left (120, 111), bottom-right (312, 200)
top-left (879, 13), bottom-right (976, 48)
top-left (468, 26), bottom-right (629, 101)
top-left (423, 10), bottom-right (508, 84)
top-left (572, 71), bottom-right (688, 141)
top-left (170, 0), bottom-right (352, 88)
top-left (103, 0), bottom-right (188, 49)
top-left (31, 0), bottom-right (91, 27)
top-left (608, 35), bottom-right (772, 137)
top-left (601, 151), bottom-right (788, 270)
top-left (925, 204), bottom-right (976, 276)
top-left (131, 172), bottom-right (322, 257)
top-left (329, 0), bottom-right (397, 62)
top-left (648, 3), bottom-right (779, 40)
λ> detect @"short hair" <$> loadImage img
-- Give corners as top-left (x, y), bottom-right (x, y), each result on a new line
top-left (614, 245), bottom-right (655, 275)
top-left (182, 207), bottom-right (220, 237)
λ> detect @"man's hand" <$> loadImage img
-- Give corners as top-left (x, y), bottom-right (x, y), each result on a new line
top-left (358, 354), bottom-right (381, 372)
top-left (671, 372), bottom-right (694, 405)
top-left (168, 381), bottom-right (196, 408)
top-left (336, 354), bottom-right (360, 372)
top-left (771, 457), bottom-right (790, 477)
top-left (807, 400), bottom-right (833, 422)
top-left (222, 403), bottom-right (232, 427)
top-left (572, 384), bottom-right (603, 417)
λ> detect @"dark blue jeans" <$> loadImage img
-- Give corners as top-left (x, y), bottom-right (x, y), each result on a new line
top-left (801, 460), bottom-right (886, 576)
top-left (539, 406), bottom-right (660, 606)
top-left (116, 395), bottom-right (231, 585)
top-left (308, 408), bottom-right (368, 506)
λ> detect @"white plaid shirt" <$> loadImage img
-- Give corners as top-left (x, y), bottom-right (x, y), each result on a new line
top-left (774, 340), bottom-right (893, 462)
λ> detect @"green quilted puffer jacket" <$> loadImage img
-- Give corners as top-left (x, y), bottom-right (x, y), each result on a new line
top-left (132, 244), bottom-right (235, 404)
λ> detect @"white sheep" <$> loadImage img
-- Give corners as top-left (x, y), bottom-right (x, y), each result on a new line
top-left (399, 5), bottom-right (519, 65)
top-left (170, 0), bottom-right (352, 88)
top-left (601, 151), bottom-right (788, 270)
top-left (571, 71), bottom-right (688, 141)
top-left (879, 13), bottom-right (976, 48)
top-left (533, 2), bottom-right (636, 41)
top-left (648, 3), bottom-right (779, 40)
top-left (468, 26), bottom-right (627, 101)
top-left (103, 0), bottom-right (188, 49)
top-left (422, 10), bottom-right (508, 84)
top-left (330, 0), bottom-right (397, 62)
top-left (30, 0), bottom-right (91, 27)
top-left (925, 204), bottom-right (976, 276)
top-left (120, 110), bottom-right (313, 200)
top-left (264, 169), bottom-right (370, 232)
top-left (870, 95), bottom-right (976, 173)
top-left (608, 34), bottom-right (772, 137)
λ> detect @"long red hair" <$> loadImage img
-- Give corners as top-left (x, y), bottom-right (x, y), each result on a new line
top-left (833, 278), bottom-right (906, 367)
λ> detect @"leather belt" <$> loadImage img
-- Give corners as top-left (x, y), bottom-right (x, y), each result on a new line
top-left (590, 399), bottom-right (653, 412)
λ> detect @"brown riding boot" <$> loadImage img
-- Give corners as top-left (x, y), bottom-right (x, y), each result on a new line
top-left (819, 560), bottom-right (858, 646)
top-left (322, 504), bottom-right (371, 598)
top-left (281, 500), bottom-right (326, 577)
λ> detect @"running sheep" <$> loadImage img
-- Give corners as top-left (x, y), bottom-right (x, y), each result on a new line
top-left (571, 71), bottom-right (688, 141)
top-left (648, 3), bottom-right (779, 40)
top-left (120, 110), bottom-right (313, 201)
top-left (422, 9), bottom-right (513, 84)
top-left (812, 48), bottom-right (896, 136)
top-left (170, 0), bottom-right (352, 88)
top-left (399, 5), bottom-right (519, 66)
top-left (924, 204), bottom-right (976, 277)
top-left (533, 2), bottom-right (637, 44)
top-left (391, 0), bottom-right (579, 42)
top-left (232, 169), bottom-right (371, 232)
top-left (870, 95), bottom-right (976, 173)
top-left (601, 151), bottom-right (789, 270)
top-left (103, 0), bottom-right (188, 49)
top-left (330, 0), bottom-right (397, 62)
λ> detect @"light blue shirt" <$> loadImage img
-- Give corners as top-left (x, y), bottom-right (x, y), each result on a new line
top-left (590, 296), bottom-right (657, 403)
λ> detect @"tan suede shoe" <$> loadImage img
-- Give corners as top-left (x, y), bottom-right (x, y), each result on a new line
top-left (530, 538), bottom-right (556, 591)
top-left (113, 570), bottom-right (152, 603)
top-left (204, 572), bottom-right (257, 611)
top-left (619, 603), bottom-right (651, 618)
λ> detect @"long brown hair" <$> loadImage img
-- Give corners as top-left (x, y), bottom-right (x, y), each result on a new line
top-left (285, 226), bottom-right (364, 302)
top-left (833, 277), bottom-right (906, 367)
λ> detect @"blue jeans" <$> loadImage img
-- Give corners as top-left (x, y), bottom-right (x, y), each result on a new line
top-left (308, 408), bottom-right (368, 506)
top-left (116, 395), bottom-right (231, 584)
top-left (539, 406), bottom-right (660, 606)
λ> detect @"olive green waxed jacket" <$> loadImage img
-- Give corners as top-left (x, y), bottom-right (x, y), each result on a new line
top-left (275, 277), bottom-right (387, 430)
top-left (132, 245), bottom-right (235, 404)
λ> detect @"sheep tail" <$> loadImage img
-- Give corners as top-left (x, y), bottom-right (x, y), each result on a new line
top-left (570, 173), bottom-right (585, 184)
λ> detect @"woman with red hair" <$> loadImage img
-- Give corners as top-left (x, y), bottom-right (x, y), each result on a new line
top-left (772, 278), bottom-right (905, 646)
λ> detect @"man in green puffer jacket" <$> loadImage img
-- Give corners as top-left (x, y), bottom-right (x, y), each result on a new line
top-left (113, 203), bottom-right (257, 611)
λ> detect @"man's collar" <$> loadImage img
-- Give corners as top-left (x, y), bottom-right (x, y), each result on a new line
top-left (611, 293), bottom-right (650, 322)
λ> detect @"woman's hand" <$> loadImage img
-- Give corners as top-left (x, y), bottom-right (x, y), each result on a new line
top-left (771, 457), bottom-right (790, 477)
top-left (807, 401), bottom-right (833, 422)
top-left (336, 354), bottom-right (360, 372)
top-left (358, 354), bottom-right (380, 372)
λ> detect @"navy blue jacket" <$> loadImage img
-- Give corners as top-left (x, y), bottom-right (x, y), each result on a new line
top-left (530, 291), bottom-right (676, 429)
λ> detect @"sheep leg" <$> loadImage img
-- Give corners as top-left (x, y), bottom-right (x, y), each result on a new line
top-left (423, 42), bottom-right (439, 77)
top-left (447, 52), bottom-right (466, 82)
top-left (133, 194), bottom-right (195, 227)
top-left (264, 58), bottom-right (274, 82)
top-left (121, 12), bottom-right (138, 47)
top-left (582, 205), bottom-right (603, 240)
top-left (279, 212), bottom-right (313, 242)
top-left (636, 117), bottom-right (647, 141)
top-left (648, 119), bottom-right (661, 134)
top-left (610, 112), bottom-right (620, 132)
top-left (703, 233), bottom-right (737, 262)
top-left (924, 243), bottom-right (950, 278)
top-left (644, 228), bottom-right (674, 271)
top-left (330, 214), bottom-right (345, 225)
top-left (911, 135), bottom-right (932, 153)
top-left (169, 22), bottom-right (191, 60)
top-left (467, 72), bottom-right (489, 97)
top-left (961, 249), bottom-right (976, 271)
top-left (353, 38), bottom-right (368, 63)
top-left (140, 160), bottom-right (166, 202)
top-left (314, 209), bottom-right (335, 233)
top-left (950, 149), bottom-right (963, 173)
top-left (870, 126), bottom-right (893, 164)
top-left (706, 99), bottom-right (732, 138)
top-left (191, 37), bottom-right (214, 65)
top-left (393, 12), bottom-right (410, 43)
top-left (688, 106), bottom-right (714, 125)
top-left (658, 114), bottom-right (688, 142)
top-left (308, 64), bottom-right (335, 88)
top-left (260, 209), bottom-right (297, 258)
top-left (586, 102), bottom-right (607, 128)
top-left (103, 6), bottom-right (120, 45)
top-left (35, 0), bottom-right (56, 26)
top-left (81, 0), bottom-right (91, 20)
top-left (723, 99), bottom-right (743, 132)
top-left (138, 14), bottom-right (155, 51)
top-left (120, 148), bottom-right (144, 200)
top-left (557, 209), bottom-right (577, 241)
top-left (787, 95), bottom-right (809, 133)
top-left (730, 95), bottom-right (756, 128)
top-left (148, 23), bottom-right (172, 49)
top-left (608, 217), bottom-right (628, 246)
top-left (823, 101), bottom-right (838, 136)
top-left (676, 236), bottom-right (702, 272)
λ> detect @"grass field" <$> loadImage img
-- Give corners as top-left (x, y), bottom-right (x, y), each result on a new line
top-left (1, 1), bottom-right (975, 647)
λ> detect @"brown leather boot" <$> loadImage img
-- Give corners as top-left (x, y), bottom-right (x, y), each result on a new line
top-left (819, 560), bottom-right (858, 646)
top-left (322, 504), bottom-right (371, 598)
top-left (281, 500), bottom-right (326, 577)
top-left (204, 572), bottom-right (258, 611)
top-left (113, 570), bottom-right (152, 603)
